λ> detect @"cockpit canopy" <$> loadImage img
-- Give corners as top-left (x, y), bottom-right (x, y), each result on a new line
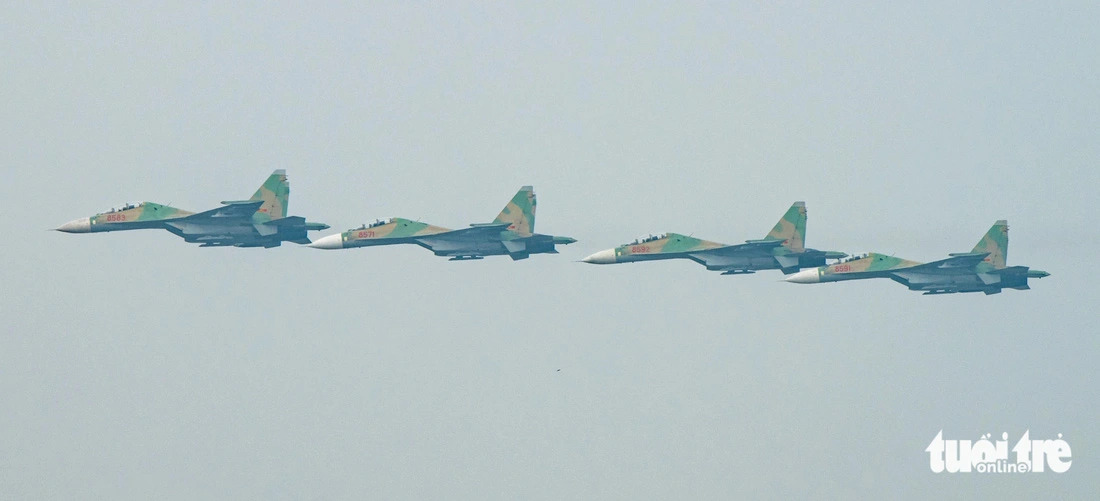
top-left (355, 218), bottom-right (392, 230)
top-left (99, 202), bottom-right (145, 215)
top-left (627, 233), bottom-right (667, 246)
top-left (838, 253), bottom-right (871, 263)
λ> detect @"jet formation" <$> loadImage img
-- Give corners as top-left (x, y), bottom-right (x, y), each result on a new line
top-left (308, 186), bottom-right (577, 260)
top-left (785, 220), bottom-right (1049, 295)
top-left (56, 170), bottom-right (329, 247)
top-left (56, 174), bottom-right (1048, 295)
top-left (580, 202), bottom-right (846, 275)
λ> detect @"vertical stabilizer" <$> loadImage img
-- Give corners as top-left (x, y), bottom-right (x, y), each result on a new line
top-left (250, 169), bottom-right (290, 222)
top-left (493, 186), bottom-right (537, 235)
top-left (764, 201), bottom-right (807, 252)
top-left (972, 220), bottom-right (1008, 269)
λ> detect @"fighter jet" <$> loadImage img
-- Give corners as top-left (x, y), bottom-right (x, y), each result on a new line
top-left (308, 186), bottom-right (577, 260)
top-left (784, 220), bottom-right (1049, 294)
top-left (55, 170), bottom-right (329, 247)
top-left (581, 202), bottom-right (846, 274)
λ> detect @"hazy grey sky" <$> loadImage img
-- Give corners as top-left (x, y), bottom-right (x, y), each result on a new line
top-left (2, 2), bottom-right (1097, 499)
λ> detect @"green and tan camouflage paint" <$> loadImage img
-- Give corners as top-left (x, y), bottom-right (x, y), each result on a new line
top-left (789, 219), bottom-right (1048, 294)
top-left (583, 201), bottom-right (835, 268)
top-left (610, 202), bottom-right (811, 259)
top-left (764, 201), bottom-right (807, 252)
top-left (971, 219), bottom-right (1008, 271)
top-left (249, 169), bottom-right (290, 223)
top-left (340, 217), bottom-right (452, 246)
top-left (815, 253), bottom-right (923, 281)
top-left (493, 186), bottom-right (536, 235)
top-left (89, 202), bottom-right (193, 231)
top-left (613, 233), bottom-right (727, 259)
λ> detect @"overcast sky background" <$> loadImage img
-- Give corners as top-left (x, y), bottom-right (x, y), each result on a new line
top-left (2, 2), bottom-right (1098, 499)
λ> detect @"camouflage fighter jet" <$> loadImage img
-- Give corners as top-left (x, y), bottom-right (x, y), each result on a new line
top-left (784, 220), bottom-right (1049, 294)
top-left (55, 170), bottom-right (329, 247)
top-left (308, 186), bottom-right (577, 260)
top-left (581, 202), bottom-right (846, 274)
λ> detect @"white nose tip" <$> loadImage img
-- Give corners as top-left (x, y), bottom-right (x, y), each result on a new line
top-left (56, 217), bottom-right (91, 233)
top-left (784, 268), bottom-right (821, 284)
top-left (581, 248), bottom-right (616, 264)
top-left (308, 233), bottom-right (344, 249)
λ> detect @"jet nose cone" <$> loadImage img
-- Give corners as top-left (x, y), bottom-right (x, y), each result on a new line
top-left (784, 268), bottom-right (821, 284)
top-left (581, 248), bottom-right (616, 264)
top-left (56, 217), bottom-right (91, 233)
top-left (308, 233), bottom-right (344, 249)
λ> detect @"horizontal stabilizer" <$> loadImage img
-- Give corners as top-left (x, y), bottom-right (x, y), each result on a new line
top-left (502, 239), bottom-right (526, 254)
top-left (977, 273), bottom-right (1001, 285)
top-left (254, 223), bottom-right (277, 236)
top-left (775, 255), bottom-right (799, 271)
top-left (502, 239), bottom-right (529, 260)
top-left (220, 200), bottom-right (258, 205)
